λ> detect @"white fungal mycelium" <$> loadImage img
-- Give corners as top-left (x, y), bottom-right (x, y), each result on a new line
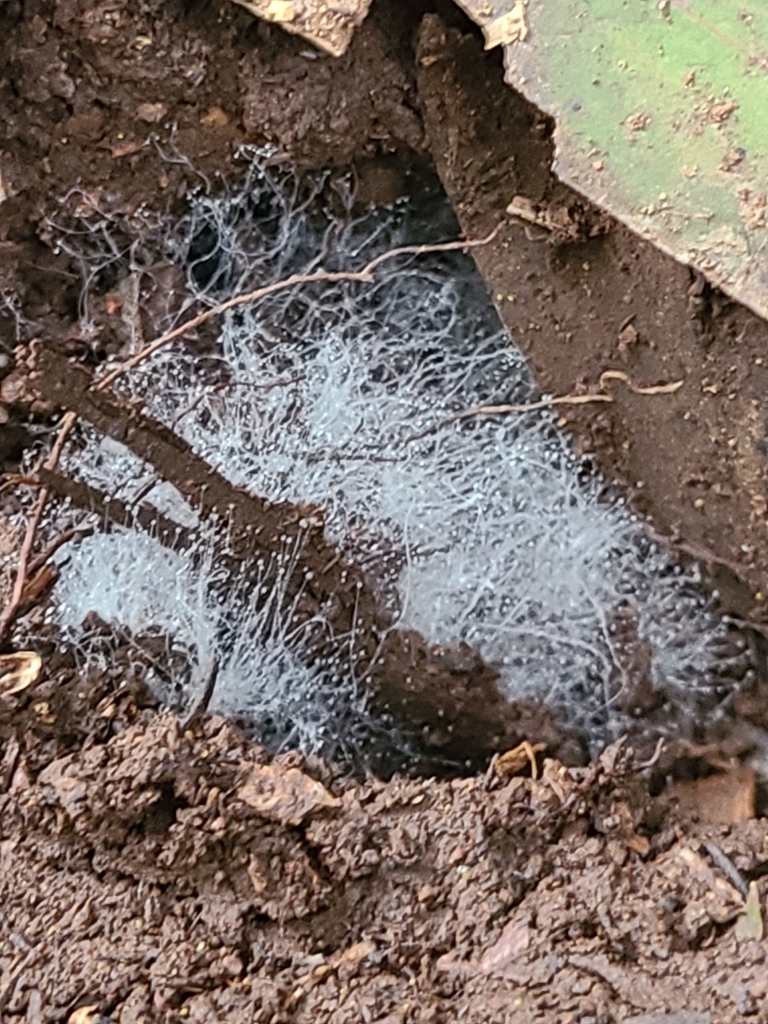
top-left (50, 149), bottom-right (748, 755)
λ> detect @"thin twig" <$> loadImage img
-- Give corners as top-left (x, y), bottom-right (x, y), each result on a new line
top-left (26, 524), bottom-right (96, 576)
top-left (398, 370), bottom-right (684, 447)
top-left (39, 467), bottom-right (192, 550)
top-left (0, 411), bottom-right (77, 640)
top-left (47, 410), bottom-right (78, 466)
top-left (0, 490), bottom-right (48, 633)
top-left (181, 656), bottom-right (220, 730)
top-left (703, 840), bottom-right (750, 900)
top-left (723, 616), bottom-right (768, 640)
top-left (93, 225), bottom-right (504, 392)
top-left (0, 475), bottom-right (44, 495)
top-left (399, 392), bottom-right (614, 446)
top-left (644, 522), bottom-right (745, 576)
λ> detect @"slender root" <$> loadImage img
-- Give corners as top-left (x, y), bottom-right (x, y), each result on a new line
top-left (400, 371), bottom-right (684, 446)
top-left (93, 224), bottom-right (504, 392)
top-left (0, 411), bottom-right (77, 640)
top-left (27, 524), bottom-right (96, 577)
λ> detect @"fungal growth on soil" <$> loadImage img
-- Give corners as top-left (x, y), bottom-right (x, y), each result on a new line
top-left (44, 152), bottom-right (750, 764)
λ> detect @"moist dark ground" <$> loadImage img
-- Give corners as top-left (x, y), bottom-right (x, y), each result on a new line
top-left (2, 647), bottom-right (768, 1024)
top-left (1, 0), bottom-right (768, 1020)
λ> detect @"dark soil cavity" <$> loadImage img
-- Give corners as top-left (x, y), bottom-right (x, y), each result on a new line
top-left (2, 661), bottom-right (768, 1024)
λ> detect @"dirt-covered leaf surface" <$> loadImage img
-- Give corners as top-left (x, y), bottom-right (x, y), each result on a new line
top-left (2, 659), bottom-right (768, 1023)
top-left (454, 0), bottom-right (768, 321)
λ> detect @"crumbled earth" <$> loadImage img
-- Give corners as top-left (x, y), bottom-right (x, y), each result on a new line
top-left (1, 661), bottom-right (767, 1023)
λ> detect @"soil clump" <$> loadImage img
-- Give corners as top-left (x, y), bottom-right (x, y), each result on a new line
top-left (2, 656), bottom-right (768, 1023)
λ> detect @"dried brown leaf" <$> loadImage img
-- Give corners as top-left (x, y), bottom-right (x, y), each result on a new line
top-left (231, 0), bottom-right (372, 58)
top-left (483, 1), bottom-right (528, 49)
top-left (0, 650), bottom-right (42, 696)
top-left (496, 740), bottom-right (545, 778)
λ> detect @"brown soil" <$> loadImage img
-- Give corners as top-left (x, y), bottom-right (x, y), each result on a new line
top-left (2, 0), bottom-right (768, 1020)
top-left (2, 655), bottom-right (768, 1023)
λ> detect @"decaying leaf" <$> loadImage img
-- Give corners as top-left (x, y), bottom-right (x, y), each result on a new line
top-left (0, 650), bottom-right (42, 697)
top-left (735, 881), bottom-right (764, 942)
top-left (235, 763), bottom-right (341, 826)
top-left (482, 1), bottom-right (528, 50)
top-left (231, 0), bottom-right (373, 58)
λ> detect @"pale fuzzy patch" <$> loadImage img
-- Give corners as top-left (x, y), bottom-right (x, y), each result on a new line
top-left (54, 529), bottom-right (366, 757)
top-left (51, 152), bottom-right (747, 747)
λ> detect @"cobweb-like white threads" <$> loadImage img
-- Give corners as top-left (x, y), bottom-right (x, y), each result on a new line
top-left (54, 527), bottom-right (367, 757)
top-left (53, 151), bottom-right (748, 747)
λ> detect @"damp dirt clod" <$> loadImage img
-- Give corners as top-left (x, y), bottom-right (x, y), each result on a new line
top-left (2, 666), bottom-right (768, 1023)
